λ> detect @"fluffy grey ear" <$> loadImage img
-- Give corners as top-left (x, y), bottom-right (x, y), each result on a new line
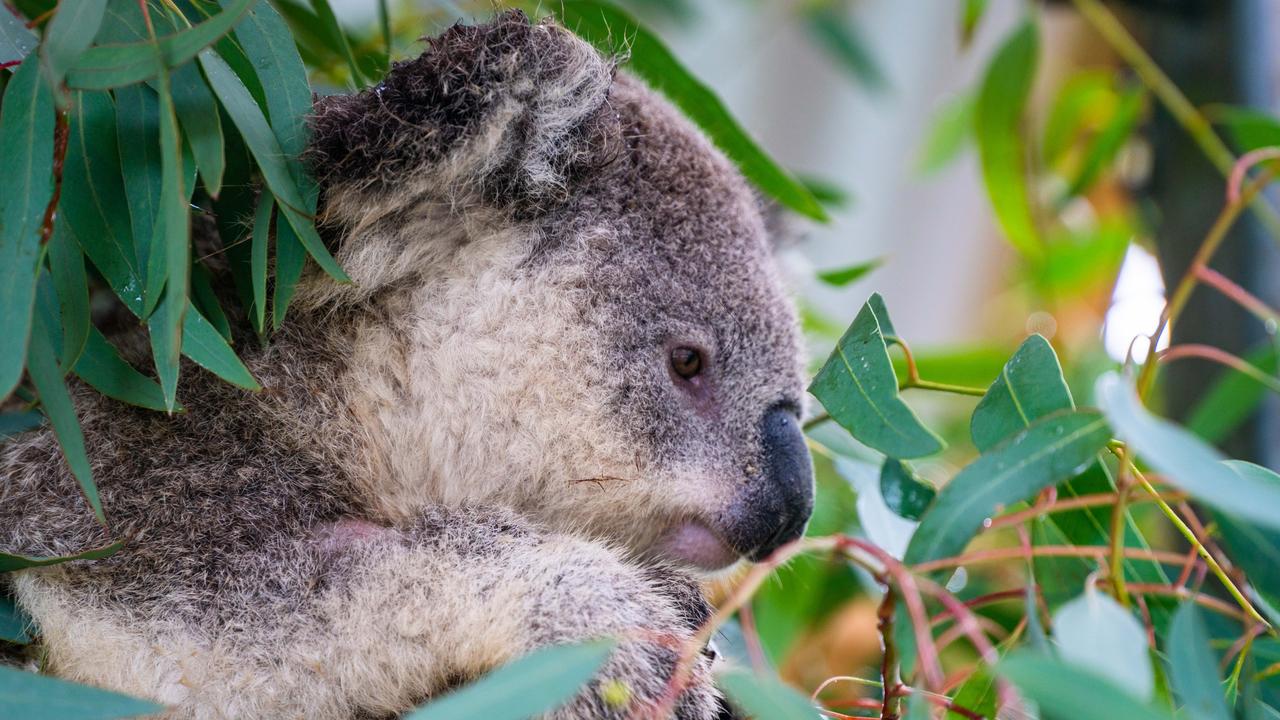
top-left (306, 10), bottom-right (619, 219)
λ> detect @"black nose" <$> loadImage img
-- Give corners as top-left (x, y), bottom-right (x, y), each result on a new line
top-left (726, 405), bottom-right (815, 562)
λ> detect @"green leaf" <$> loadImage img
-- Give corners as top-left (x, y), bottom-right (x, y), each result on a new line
top-left (962, 0), bottom-right (988, 46)
top-left (113, 83), bottom-right (165, 310)
top-left (250, 191), bottom-right (273, 332)
top-left (179, 301), bottom-right (259, 391)
top-left (904, 410), bottom-right (1111, 566)
top-left (809, 294), bottom-right (944, 459)
top-left (1213, 513), bottom-right (1280, 616)
top-left (38, 0), bottom-right (107, 91)
top-left (817, 258), bottom-right (883, 288)
top-left (971, 334), bottom-right (1073, 452)
top-left (1053, 588), bottom-right (1154, 701)
top-left (1167, 602), bottom-right (1232, 720)
top-left (405, 640), bottom-right (615, 720)
top-left (47, 219), bottom-right (90, 370)
top-left (0, 410), bottom-right (43, 439)
top-left (147, 66), bottom-right (191, 412)
top-left (273, 210), bottom-right (307, 330)
top-left (1218, 107), bottom-right (1280, 154)
top-left (26, 291), bottom-right (102, 524)
top-left (0, 539), bottom-right (122, 573)
top-left (0, 594), bottom-right (31, 643)
top-left (946, 669), bottom-right (998, 720)
top-left (0, 55), bottom-right (54, 399)
top-left (879, 458), bottom-right (935, 521)
top-left (305, 0), bottom-right (365, 87)
top-left (1186, 343), bottom-right (1278, 444)
top-left (917, 92), bottom-right (974, 174)
top-left (975, 20), bottom-right (1041, 259)
top-left (198, 48), bottom-right (348, 282)
top-left (170, 61), bottom-right (224, 197)
top-left (190, 261), bottom-right (232, 342)
top-left (998, 653), bottom-right (1175, 720)
top-left (1060, 86), bottom-right (1145, 202)
top-left (65, 0), bottom-right (254, 90)
top-left (801, 3), bottom-right (886, 91)
top-left (718, 669), bottom-right (818, 719)
top-left (0, 665), bottom-right (163, 719)
top-left (551, 0), bottom-right (828, 221)
top-left (1042, 71), bottom-right (1114, 169)
top-left (73, 328), bottom-right (170, 412)
top-left (1097, 372), bottom-right (1280, 533)
top-left (0, 7), bottom-right (37, 65)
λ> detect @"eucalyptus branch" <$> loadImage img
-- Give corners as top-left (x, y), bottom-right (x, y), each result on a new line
top-left (1110, 447), bottom-right (1134, 606)
top-left (877, 588), bottom-right (902, 720)
top-left (909, 543), bottom-right (1188, 575)
top-left (984, 489), bottom-right (1189, 530)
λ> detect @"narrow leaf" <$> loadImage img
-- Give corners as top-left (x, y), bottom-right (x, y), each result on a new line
top-left (0, 410), bottom-right (43, 439)
top-left (273, 212), bottom-right (307, 329)
top-left (904, 410), bottom-right (1110, 565)
top-left (1060, 86), bottom-right (1145, 201)
top-left (38, 0), bottom-right (108, 91)
top-left (0, 540), bottom-right (122, 573)
top-left (817, 258), bottom-right (883, 288)
top-left (718, 669), bottom-right (818, 720)
top-left (47, 219), bottom-right (89, 369)
top-left (801, 3), bottom-right (886, 91)
top-left (0, 6), bottom-right (37, 65)
top-left (1097, 372), bottom-right (1280, 533)
top-left (0, 55), bottom-right (54, 399)
top-left (917, 92), bottom-right (975, 175)
top-left (65, 0), bottom-right (254, 90)
top-left (1167, 602), bottom-right (1232, 720)
top-left (148, 63), bottom-right (190, 411)
top-left (405, 640), bottom-right (615, 720)
top-left (180, 302), bottom-right (259, 391)
top-left (250, 192), bottom-right (273, 332)
top-left (73, 328), bottom-right (170, 412)
top-left (198, 48), bottom-right (348, 282)
top-left (809, 294), bottom-right (944, 459)
top-left (26, 292), bottom-right (102, 524)
top-left (975, 20), bottom-right (1041, 259)
top-left (999, 653), bottom-right (1175, 720)
top-left (170, 61), bottom-right (224, 197)
top-left (553, 0), bottom-right (827, 221)
top-left (113, 83), bottom-right (165, 311)
top-left (190, 262), bottom-right (232, 342)
top-left (306, 0), bottom-right (365, 86)
top-left (0, 665), bottom-right (163, 719)
top-left (1186, 343), bottom-right (1278, 444)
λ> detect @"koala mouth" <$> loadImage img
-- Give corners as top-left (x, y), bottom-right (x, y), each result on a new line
top-left (658, 521), bottom-right (740, 571)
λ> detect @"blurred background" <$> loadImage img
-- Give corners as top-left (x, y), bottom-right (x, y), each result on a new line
top-left (318, 0), bottom-right (1280, 705)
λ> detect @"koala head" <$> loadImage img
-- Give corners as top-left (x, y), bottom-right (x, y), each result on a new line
top-left (298, 11), bottom-right (813, 572)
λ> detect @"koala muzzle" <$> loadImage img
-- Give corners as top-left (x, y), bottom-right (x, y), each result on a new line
top-left (730, 405), bottom-right (815, 562)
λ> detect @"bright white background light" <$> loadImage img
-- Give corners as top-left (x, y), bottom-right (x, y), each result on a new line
top-left (1103, 245), bottom-right (1169, 363)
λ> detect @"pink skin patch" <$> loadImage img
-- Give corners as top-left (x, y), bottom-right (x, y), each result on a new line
top-left (659, 522), bottom-right (739, 571)
top-left (314, 519), bottom-right (391, 553)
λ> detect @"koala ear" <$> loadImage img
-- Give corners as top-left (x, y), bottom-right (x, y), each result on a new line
top-left (306, 10), bottom-right (619, 219)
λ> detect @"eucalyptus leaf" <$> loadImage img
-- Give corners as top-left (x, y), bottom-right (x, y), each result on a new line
top-left (918, 92), bottom-right (974, 175)
top-left (305, 0), bottom-right (365, 86)
top-left (198, 48), bottom-right (348, 283)
top-left (971, 334), bottom-right (1073, 452)
top-left (0, 664), bottom-right (163, 719)
top-left (551, 0), bottom-right (827, 221)
top-left (0, 410), bottom-right (43, 439)
top-left (180, 302), bottom-right (260, 391)
top-left (39, 0), bottom-right (108, 91)
top-left (809, 294), bottom-right (944, 459)
top-left (999, 653), bottom-right (1175, 720)
top-left (1167, 602), bottom-right (1232, 720)
top-left (1186, 343), bottom-right (1279, 444)
top-left (718, 668), bottom-right (818, 720)
top-left (879, 458), bottom-right (935, 521)
top-left (975, 20), bottom-right (1041, 259)
top-left (904, 410), bottom-right (1110, 566)
top-left (26, 295), bottom-right (102, 524)
top-left (405, 640), bottom-right (615, 720)
top-left (1060, 86), bottom-right (1145, 201)
top-left (801, 3), bottom-right (885, 91)
top-left (73, 328), bottom-right (171, 412)
top-left (65, 0), bottom-right (255, 90)
top-left (47, 220), bottom-right (90, 370)
top-left (170, 61), bottom-right (224, 197)
top-left (816, 259), bottom-right (883, 288)
top-left (0, 595), bottom-right (31, 643)
top-left (1053, 588), bottom-right (1154, 701)
top-left (0, 6), bottom-right (37, 65)
top-left (0, 55), bottom-right (54, 399)
top-left (250, 192), bottom-right (273, 332)
top-left (113, 83), bottom-right (164, 308)
top-left (1098, 372), bottom-right (1280, 532)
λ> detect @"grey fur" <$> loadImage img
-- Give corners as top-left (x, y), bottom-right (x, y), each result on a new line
top-left (1, 11), bottom-right (810, 719)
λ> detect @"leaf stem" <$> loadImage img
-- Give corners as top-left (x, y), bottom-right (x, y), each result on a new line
top-left (877, 588), bottom-right (901, 720)
top-left (1110, 446), bottom-right (1134, 606)
top-left (900, 378), bottom-right (989, 397)
top-left (1158, 344), bottom-right (1280, 395)
top-left (1194, 265), bottom-right (1280, 325)
top-left (1125, 460), bottom-right (1271, 628)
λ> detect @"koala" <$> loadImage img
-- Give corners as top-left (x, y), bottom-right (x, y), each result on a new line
top-left (0, 10), bottom-right (813, 720)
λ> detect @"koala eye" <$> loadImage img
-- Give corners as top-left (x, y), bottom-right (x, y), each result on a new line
top-left (670, 346), bottom-right (704, 380)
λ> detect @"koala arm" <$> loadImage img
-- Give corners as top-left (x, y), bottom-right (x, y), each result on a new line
top-left (17, 506), bottom-right (725, 720)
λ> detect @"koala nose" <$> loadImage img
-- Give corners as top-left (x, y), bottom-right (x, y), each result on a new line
top-left (728, 405), bottom-right (815, 562)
